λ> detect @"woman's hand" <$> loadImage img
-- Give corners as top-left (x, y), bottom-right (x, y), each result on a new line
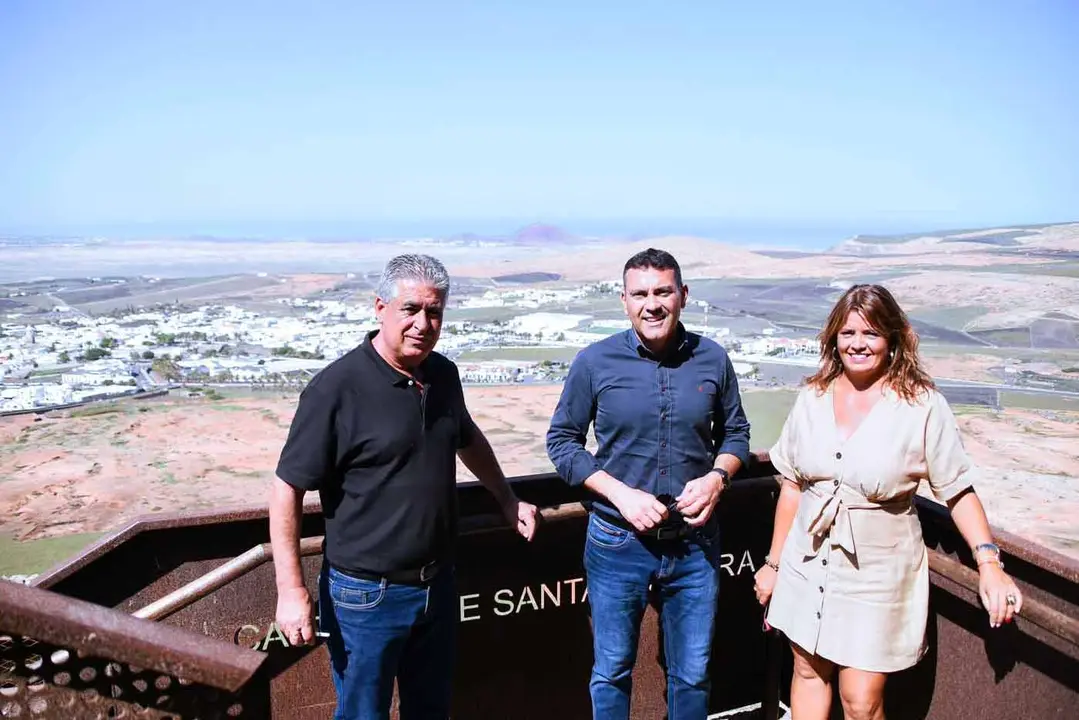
top-left (753, 565), bottom-right (777, 606)
top-left (979, 562), bottom-right (1022, 628)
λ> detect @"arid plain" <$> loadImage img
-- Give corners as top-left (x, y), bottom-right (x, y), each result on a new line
top-left (2, 222), bottom-right (1078, 574)
top-left (1, 385), bottom-right (1077, 571)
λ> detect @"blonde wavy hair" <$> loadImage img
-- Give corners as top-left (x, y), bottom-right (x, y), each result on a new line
top-left (805, 283), bottom-right (935, 402)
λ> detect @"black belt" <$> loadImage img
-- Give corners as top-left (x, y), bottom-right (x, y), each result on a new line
top-left (331, 559), bottom-right (442, 586)
top-left (594, 510), bottom-right (693, 541)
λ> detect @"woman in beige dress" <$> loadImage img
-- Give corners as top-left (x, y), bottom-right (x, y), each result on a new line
top-left (752, 284), bottom-right (1023, 720)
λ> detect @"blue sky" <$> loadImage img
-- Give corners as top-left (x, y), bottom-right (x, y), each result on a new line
top-left (1, 1), bottom-right (1076, 238)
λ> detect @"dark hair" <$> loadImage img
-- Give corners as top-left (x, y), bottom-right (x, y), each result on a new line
top-left (806, 283), bottom-right (935, 402)
top-left (622, 248), bottom-right (684, 288)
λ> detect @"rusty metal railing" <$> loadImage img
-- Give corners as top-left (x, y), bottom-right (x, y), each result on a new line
top-left (8, 462), bottom-right (1076, 719)
top-left (928, 549), bottom-right (1079, 648)
top-left (0, 578), bottom-right (270, 718)
top-left (0, 580), bottom-right (264, 690)
top-left (126, 496), bottom-right (1079, 651)
top-left (131, 504), bottom-right (590, 623)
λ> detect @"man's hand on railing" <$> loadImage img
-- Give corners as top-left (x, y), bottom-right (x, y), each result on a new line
top-left (276, 586), bottom-right (316, 646)
top-left (498, 495), bottom-right (540, 541)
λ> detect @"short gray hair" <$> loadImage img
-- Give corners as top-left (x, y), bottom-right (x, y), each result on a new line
top-left (376, 253), bottom-right (451, 301)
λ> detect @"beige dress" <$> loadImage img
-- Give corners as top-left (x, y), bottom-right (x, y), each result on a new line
top-left (764, 382), bottom-right (975, 672)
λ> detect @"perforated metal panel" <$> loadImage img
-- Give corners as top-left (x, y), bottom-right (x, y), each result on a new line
top-left (0, 632), bottom-right (255, 720)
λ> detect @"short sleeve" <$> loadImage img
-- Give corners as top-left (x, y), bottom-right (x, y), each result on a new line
top-left (458, 405), bottom-right (478, 449)
top-left (769, 389), bottom-right (807, 485)
top-left (275, 383), bottom-right (338, 491)
top-left (450, 363), bottom-right (477, 449)
top-left (924, 390), bottom-right (975, 502)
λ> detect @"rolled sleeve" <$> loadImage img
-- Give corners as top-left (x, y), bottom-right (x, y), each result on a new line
top-left (545, 354), bottom-right (602, 486)
top-left (924, 390), bottom-right (976, 503)
top-left (275, 383), bottom-right (338, 491)
top-left (713, 355), bottom-right (752, 468)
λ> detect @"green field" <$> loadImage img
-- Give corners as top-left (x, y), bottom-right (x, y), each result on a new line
top-left (457, 347), bottom-right (582, 362)
top-left (920, 344), bottom-right (1079, 366)
top-left (0, 532), bottom-right (103, 577)
top-left (1000, 392), bottom-right (1079, 413)
top-left (449, 306), bottom-right (523, 323)
top-left (933, 262), bottom-right (1079, 279)
top-left (909, 306), bottom-right (988, 331)
top-left (741, 389), bottom-right (798, 450)
top-left (968, 328), bottom-right (1032, 347)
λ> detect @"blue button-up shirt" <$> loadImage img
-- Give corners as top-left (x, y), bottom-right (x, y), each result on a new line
top-left (546, 326), bottom-right (752, 518)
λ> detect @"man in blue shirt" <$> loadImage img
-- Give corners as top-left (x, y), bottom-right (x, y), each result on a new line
top-left (546, 248), bottom-right (751, 719)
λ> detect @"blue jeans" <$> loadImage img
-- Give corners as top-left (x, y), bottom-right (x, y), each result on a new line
top-left (584, 513), bottom-right (721, 720)
top-left (318, 564), bottom-right (457, 720)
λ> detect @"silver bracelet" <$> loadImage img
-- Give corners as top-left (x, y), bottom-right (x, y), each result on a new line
top-left (974, 542), bottom-right (1004, 570)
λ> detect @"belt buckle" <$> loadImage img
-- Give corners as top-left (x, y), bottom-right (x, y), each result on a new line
top-left (655, 526), bottom-right (680, 541)
top-left (419, 561), bottom-right (438, 583)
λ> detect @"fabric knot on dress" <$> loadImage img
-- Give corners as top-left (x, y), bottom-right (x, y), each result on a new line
top-left (800, 483), bottom-right (857, 557)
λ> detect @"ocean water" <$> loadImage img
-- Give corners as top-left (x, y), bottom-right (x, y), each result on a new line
top-left (0, 218), bottom-right (888, 251)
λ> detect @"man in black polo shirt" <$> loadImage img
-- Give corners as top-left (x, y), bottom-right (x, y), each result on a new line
top-left (546, 248), bottom-right (751, 720)
top-left (269, 253), bottom-right (538, 720)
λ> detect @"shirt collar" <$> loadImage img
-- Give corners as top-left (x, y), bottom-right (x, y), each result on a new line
top-left (625, 322), bottom-right (690, 360)
top-left (362, 329), bottom-right (429, 387)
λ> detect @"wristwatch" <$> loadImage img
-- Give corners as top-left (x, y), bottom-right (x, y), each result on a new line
top-left (708, 467), bottom-right (731, 490)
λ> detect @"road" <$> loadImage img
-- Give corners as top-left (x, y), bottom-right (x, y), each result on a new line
top-left (734, 354), bottom-right (1079, 399)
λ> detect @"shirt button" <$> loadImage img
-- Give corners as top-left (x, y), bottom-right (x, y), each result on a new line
top-left (816, 612), bottom-right (821, 619)
top-left (408, 380), bottom-right (414, 386)
top-left (819, 586), bottom-right (824, 593)
top-left (822, 559), bottom-right (828, 566)
top-left (660, 469), bottom-right (667, 476)
top-left (833, 480), bottom-right (839, 487)
top-left (835, 451), bottom-right (842, 459)
top-left (661, 441), bottom-right (667, 448)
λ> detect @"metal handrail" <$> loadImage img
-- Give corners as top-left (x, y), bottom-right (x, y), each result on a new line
top-left (927, 549), bottom-right (1079, 648)
top-left (129, 500), bottom-right (1079, 652)
top-left (133, 536), bottom-right (324, 621)
top-left (133, 504), bottom-right (590, 622)
top-left (0, 579), bottom-right (265, 692)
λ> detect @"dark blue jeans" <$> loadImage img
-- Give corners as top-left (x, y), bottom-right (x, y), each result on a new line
top-left (318, 564), bottom-right (457, 720)
top-left (584, 512), bottom-right (721, 720)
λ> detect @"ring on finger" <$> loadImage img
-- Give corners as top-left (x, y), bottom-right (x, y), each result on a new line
top-left (1006, 593), bottom-right (1017, 606)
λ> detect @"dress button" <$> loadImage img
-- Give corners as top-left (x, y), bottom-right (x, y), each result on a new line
top-left (835, 451), bottom-right (842, 459)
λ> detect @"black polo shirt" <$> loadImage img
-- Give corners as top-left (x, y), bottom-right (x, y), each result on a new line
top-left (275, 330), bottom-right (476, 575)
